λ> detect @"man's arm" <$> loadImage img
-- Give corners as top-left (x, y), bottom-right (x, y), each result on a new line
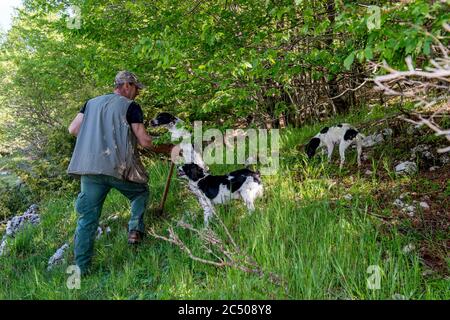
top-left (68, 113), bottom-right (84, 136)
top-left (131, 123), bottom-right (173, 154)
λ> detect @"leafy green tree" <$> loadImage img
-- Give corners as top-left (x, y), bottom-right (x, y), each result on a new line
top-left (0, 0), bottom-right (447, 199)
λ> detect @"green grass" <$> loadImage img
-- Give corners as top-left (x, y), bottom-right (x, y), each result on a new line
top-left (0, 105), bottom-right (448, 299)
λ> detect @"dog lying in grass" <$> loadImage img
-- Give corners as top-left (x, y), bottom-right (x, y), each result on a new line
top-left (177, 163), bottom-right (264, 212)
top-left (150, 112), bottom-right (207, 170)
top-left (305, 124), bottom-right (364, 169)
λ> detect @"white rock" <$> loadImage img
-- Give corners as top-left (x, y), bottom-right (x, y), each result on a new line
top-left (393, 197), bottom-right (417, 217)
top-left (362, 133), bottom-right (384, 147)
top-left (440, 155), bottom-right (449, 165)
top-left (344, 194), bottom-right (353, 200)
top-left (5, 213), bottom-right (40, 237)
top-left (411, 145), bottom-right (430, 154)
top-left (423, 151), bottom-right (433, 159)
top-left (365, 169), bottom-right (372, 175)
top-left (47, 243), bottom-right (69, 271)
top-left (402, 244), bottom-right (415, 253)
top-left (403, 205), bottom-right (415, 217)
top-left (410, 145), bottom-right (434, 161)
top-left (382, 128), bottom-right (393, 136)
top-left (393, 199), bottom-right (404, 208)
top-left (0, 205), bottom-right (40, 256)
top-left (395, 161), bottom-right (417, 175)
top-left (429, 166), bottom-right (440, 171)
top-left (419, 202), bottom-right (430, 210)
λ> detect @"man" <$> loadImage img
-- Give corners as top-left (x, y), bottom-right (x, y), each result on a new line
top-left (67, 71), bottom-right (172, 275)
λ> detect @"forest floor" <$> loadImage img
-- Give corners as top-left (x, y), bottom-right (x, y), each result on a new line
top-left (0, 105), bottom-right (448, 299)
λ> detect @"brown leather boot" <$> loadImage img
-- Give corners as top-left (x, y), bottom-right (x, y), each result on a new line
top-left (128, 230), bottom-right (143, 245)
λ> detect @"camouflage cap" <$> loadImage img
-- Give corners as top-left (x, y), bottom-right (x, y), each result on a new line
top-left (114, 71), bottom-right (144, 89)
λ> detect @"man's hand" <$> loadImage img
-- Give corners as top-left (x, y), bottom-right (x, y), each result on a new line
top-left (131, 123), bottom-right (175, 155)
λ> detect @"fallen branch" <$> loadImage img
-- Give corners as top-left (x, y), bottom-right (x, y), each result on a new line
top-left (148, 215), bottom-right (287, 291)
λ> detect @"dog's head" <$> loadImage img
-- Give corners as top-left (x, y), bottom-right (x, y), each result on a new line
top-left (305, 137), bottom-right (320, 159)
top-left (150, 112), bottom-right (180, 128)
top-left (177, 163), bottom-right (206, 182)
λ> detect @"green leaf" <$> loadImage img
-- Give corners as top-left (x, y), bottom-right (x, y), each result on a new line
top-left (357, 50), bottom-right (365, 63)
top-left (344, 52), bottom-right (355, 70)
top-left (242, 61), bottom-right (253, 69)
top-left (423, 38), bottom-right (432, 55)
top-left (364, 46), bottom-right (373, 60)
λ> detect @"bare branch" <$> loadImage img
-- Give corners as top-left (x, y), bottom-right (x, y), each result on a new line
top-left (148, 213), bottom-right (287, 290)
top-left (373, 23), bottom-right (450, 153)
top-left (330, 79), bottom-right (369, 100)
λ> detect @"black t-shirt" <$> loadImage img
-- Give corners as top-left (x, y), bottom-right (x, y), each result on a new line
top-left (79, 100), bottom-right (144, 124)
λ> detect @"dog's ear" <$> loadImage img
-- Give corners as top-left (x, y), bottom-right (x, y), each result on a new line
top-left (153, 112), bottom-right (177, 126)
top-left (182, 163), bottom-right (205, 181)
top-left (190, 164), bottom-right (205, 181)
top-left (305, 137), bottom-right (320, 159)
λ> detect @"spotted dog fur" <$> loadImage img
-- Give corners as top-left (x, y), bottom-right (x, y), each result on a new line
top-left (177, 163), bottom-right (263, 213)
top-left (305, 123), bottom-right (364, 168)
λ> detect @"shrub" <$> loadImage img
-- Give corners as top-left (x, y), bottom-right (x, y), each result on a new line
top-left (13, 127), bottom-right (79, 201)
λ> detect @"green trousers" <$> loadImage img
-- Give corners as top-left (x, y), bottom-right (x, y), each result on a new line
top-left (74, 174), bottom-right (149, 274)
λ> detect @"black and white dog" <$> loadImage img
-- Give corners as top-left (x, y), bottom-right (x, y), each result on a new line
top-left (150, 112), bottom-right (207, 170)
top-left (177, 163), bottom-right (264, 212)
top-left (305, 124), bottom-right (364, 168)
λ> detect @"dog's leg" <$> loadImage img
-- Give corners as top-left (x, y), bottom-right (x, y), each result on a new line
top-left (188, 183), bottom-right (215, 227)
top-left (339, 140), bottom-right (351, 169)
top-left (244, 198), bottom-right (255, 212)
top-left (356, 139), bottom-right (362, 167)
top-left (241, 184), bottom-right (262, 213)
top-left (326, 142), bottom-right (334, 162)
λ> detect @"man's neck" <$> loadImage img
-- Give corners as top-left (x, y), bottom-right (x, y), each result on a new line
top-left (114, 91), bottom-right (133, 101)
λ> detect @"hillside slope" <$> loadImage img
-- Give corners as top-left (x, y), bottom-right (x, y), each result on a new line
top-left (0, 106), bottom-right (448, 299)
